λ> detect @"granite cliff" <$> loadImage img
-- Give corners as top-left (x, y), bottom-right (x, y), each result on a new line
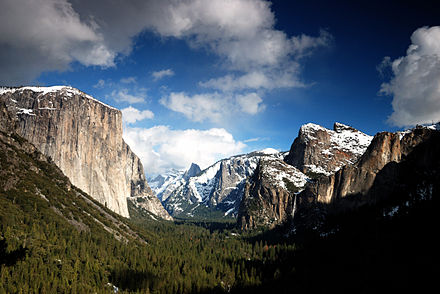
top-left (0, 86), bottom-right (171, 220)
top-left (238, 157), bottom-right (308, 230)
top-left (299, 126), bottom-right (436, 205)
top-left (284, 122), bottom-right (372, 176)
top-left (292, 125), bottom-right (440, 233)
top-left (238, 122), bottom-right (372, 230)
top-left (160, 149), bottom-right (286, 218)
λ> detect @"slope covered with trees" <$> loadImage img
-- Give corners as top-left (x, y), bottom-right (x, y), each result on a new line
top-left (0, 128), bottom-right (437, 293)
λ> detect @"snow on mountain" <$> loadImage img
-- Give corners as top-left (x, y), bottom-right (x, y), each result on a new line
top-left (261, 157), bottom-right (309, 190)
top-left (160, 149), bottom-right (289, 218)
top-left (0, 86), bottom-right (117, 110)
top-left (148, 169), bottom-right (186, 202)
top-left (285, 122), bottom-right (373, 176)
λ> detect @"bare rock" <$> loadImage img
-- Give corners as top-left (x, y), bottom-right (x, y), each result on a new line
top-left (0, 86), bottom-right (170, 219)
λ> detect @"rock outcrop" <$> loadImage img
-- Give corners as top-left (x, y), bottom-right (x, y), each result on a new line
top-left (238, 158), bottom-right (308, 230)
top-left (0, 86), bottom-right (171, 220)
top-left (162, 149), bottom-right (287, 218)
top-left (284, 123), bottom-right (372, 176)
top-left (299, 127), bottom-right (436, 205)
top-left (290, 126), bottom-right (439, 233)
top-left (183, 163), bottom-right (201, 180)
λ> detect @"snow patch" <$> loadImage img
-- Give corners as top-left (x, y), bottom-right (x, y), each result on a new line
top-left (16, 108), bottom-right (35, 116)
top-left (0, 86), bottom-right (117, 111)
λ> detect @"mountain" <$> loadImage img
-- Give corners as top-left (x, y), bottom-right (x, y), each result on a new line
top-left (295, 125), bottom-right (439, 224)
top-left (238, 123), bottom-right (439, 232)
top-left (183, 163), bottom-right (202, 180)
top-left (148, 163), bottom-right (201, 203)
top-left (161, 148), bottom-right (287, 218)
top-left (284, 122), bottom-right (373, 176)
top-left (0, 86), bottom-right (171, 220)
top-left (238, 157), bottom-right (309, 230)
top-left (237, 122), bottom-right (372, 230)
top-left (156, 123), bottom-right (372, 221)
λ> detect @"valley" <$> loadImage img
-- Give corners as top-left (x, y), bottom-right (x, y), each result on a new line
top-left (0, 86), bottom-right (438, 293)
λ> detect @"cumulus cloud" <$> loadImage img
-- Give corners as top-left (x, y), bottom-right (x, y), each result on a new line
top-left (120, 76), bottom-right (137, 84)
top-left (121, 106), bottom-right (154, 124)
top-left (200, 69), bottom-right (305, 92)
top-left (236, 93), bottom-right (265, 115)
top-left (1, 0), bottom-right (330, 91)
top-left (380, 26), bottom-right (440, 127)
top-left (160, 91), bottom-right (265, 122)
top-left (0, 0), bottom-right (115, 85)
top-left (93, 79), bottom-right (106, 89)
top-left (123, 126), bottom-right (246, 175)
top-left (160, 92), bottom-right (228, 123)
top-left (152, 69), bottom-right (175, 81)
top-left (109, 89), bottom-right (145, 104)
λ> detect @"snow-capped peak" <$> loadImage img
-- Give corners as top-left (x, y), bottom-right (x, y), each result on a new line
top-left (0, 86), bottom-right (117, 111)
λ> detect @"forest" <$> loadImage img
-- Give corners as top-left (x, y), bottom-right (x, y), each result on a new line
top-left (0, 130), bottom-right (437, 293)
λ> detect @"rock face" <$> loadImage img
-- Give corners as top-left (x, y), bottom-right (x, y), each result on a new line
top-left (160, 149), bottom-right (287, 218)
top-left (291, 126), bottom-right (440, 233)
top-left (0, 86), bottom-right (171, 220)
top-left (183, 163), bottom-right (201, 180)
top-left (237, 122), bottom-right (371, 230)
top-left (284, 123), bottom-right (372, 176)
top-left (299, 127), bottom-right (435, 205)
top-left (237, 158), bottom-right (308, 230)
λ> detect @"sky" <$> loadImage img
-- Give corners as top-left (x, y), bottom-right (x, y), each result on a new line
top-left (1, 0), bottom-right (439, 176)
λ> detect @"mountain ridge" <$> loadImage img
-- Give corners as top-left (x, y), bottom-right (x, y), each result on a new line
top-left (0, 86), bottom-right (171, 220)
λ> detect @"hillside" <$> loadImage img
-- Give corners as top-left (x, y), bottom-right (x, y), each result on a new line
top-left (0, 126), bottom-right (436, 293)
top-left (0, 86), bottom-right (171, 220)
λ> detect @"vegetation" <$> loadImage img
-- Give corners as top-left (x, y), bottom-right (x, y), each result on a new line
top-left (0, 131), bottom-right (437, 293)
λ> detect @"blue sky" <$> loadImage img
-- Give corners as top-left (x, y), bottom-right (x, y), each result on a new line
top-left (1, 0), bottom-right (439, 175)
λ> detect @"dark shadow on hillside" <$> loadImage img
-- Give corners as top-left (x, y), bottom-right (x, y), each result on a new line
top-left (231, 133), bottom-right (440, 293)
top-left (174, 219), bottom-right (237, 233)
top-left (110, 268), bottom-right (159, 292)
top-left (0, 238), bottom-right (27, 267)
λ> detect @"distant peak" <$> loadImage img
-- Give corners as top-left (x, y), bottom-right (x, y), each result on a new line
top-left (333, 122), bottom-right (358, 133)
top-left (299, 123), bottom-right (327, 137)
top-left (0, 85), bottom-right (117, 111)
top-left (183, 163), bottom-right (202, 180)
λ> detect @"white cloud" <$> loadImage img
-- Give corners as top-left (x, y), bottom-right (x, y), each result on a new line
top-left (160, 92), bottom-right (228, 122)
top-left (200, 69), bottom-right (305, 92)
top-left (0, 0), bottom-right (115, 85)
top-left (380, 26), bottom-right (440, 127)
top-left (152, 69), bottom-right (175, 81)
top-left (236, 93), bottom-right (265, 115)
top-left (123, 126), bottom-right (246, 175)
top-left (93, 79), bottom-right (106, 88)
top-left (160, 91), bottom-right (265, 122)
top-left (243, 137), bottom-right (261, 143)
top-left (110, 89), bottom-right (145, 104)
top-left (120, 76), bottom-right (137, 84)
top-left (0, 0), bottom-right (330, 89)
top-left (121, 106), bottom-right (154, 124)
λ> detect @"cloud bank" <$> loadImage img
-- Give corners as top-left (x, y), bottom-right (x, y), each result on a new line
top-left (152, 69), bottom-right (175, 81)
top-left (123, 126), bottom-right (246, 175)
top-left (0, 0), bottom-right (331, 175)
top-left (380, 26), bottom-right (440, 127)
top-left (1, 0), bottom-right (330, 93)
top-left (121, 106), bottom-right (154, 124)
top-left (159, 91), bottom-right (265, 123)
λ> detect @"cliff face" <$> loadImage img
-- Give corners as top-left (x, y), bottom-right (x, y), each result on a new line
top-left (284, 123), bottom-right (372, 176)
top-left (237, 158), bottom-right (308, 230)
top-left (299, 127), bottom-right (434, 205)
top-left (292, 126), bottom-right (440, 233)
top-left (0, 86), bottom-right (171, 220)
top-left (161, 149), bottom-right (287, 218)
